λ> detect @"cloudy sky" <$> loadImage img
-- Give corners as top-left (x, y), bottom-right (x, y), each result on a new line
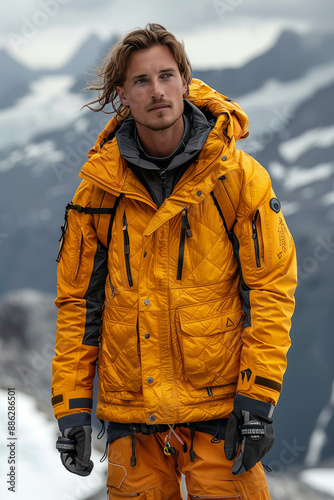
top-left (1, 0), bottom-right (333, 70)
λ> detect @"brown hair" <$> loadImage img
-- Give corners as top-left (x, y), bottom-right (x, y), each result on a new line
top-left (83, 23), bottom-right (192, 118)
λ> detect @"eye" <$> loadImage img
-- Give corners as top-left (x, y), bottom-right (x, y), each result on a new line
top-left (134, 78), bottom-right (147, 84)
top-left (161, 73), bottom-right (173, 79)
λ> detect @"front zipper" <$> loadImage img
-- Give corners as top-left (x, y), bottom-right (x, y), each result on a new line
top-left (122, 211), bottom-right (133, 287)
top-left (160, 169), bottom-right (167, 201)
top-left (252, 210), bottom-right (261, 267)
top-left (177, 207), bottom-right (192, 281)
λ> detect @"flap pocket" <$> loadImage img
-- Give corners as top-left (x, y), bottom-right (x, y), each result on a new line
top-left (179, 308), bottom-right (243, 338)
top-left (177, 302), bottom-right (244, 390)
top-left (107, 462), bottom-right (127, 489)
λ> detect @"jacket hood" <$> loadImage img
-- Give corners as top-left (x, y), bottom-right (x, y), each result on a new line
top-left (187, 78), bottom-right (249, 142)
top-left (87, 79), bottom-right (249, 158)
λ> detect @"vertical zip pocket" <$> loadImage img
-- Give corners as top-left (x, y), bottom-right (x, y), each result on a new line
top-left (177, 207), bottom-right (192, 281)
top-left (108, 274), bottom-right (115, 299)
top-left (252, 210), bottom-right (264, 268)
top-left (122, 211), bottom-right (133, 287)
top-left (252, 198), bottom-right (292, 272)
top-left (73, 221), bottom-right (84, 281)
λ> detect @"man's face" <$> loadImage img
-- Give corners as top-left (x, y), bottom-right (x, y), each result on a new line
top-left (117, 45), bottom-right (188, 134)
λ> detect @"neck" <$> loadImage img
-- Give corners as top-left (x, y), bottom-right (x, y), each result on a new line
top-left (136, 116), bottom-right (184, 158)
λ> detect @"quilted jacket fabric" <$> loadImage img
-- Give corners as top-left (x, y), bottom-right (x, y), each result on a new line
top-left (51, 79), bottom-right (297, 429)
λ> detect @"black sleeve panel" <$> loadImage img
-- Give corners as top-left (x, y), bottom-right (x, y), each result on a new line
top-left (83, 239), bottom-right (108, 346)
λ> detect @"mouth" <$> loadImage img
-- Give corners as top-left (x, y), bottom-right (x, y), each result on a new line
top-left (148, 103), bottom-right (170, 111)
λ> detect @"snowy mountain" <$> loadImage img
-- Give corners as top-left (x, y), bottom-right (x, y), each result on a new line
top-left (1, 27), bottom-right (334, 493)
top-left (0, 49), bottom-right (41, 110)
top-left (194, 30), bottom-right (334, 100)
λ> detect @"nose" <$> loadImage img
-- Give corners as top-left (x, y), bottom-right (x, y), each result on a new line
top-left (150, 78), bottom-right (164, 99)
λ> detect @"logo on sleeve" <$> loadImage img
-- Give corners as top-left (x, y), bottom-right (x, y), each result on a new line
top-left (269, 198), bottom-right (281, 213)
top-left (240, 368), bottom-right (252, 383)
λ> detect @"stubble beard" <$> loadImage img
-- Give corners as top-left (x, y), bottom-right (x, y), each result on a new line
top-left (136, 109), bottom-right (182, 132)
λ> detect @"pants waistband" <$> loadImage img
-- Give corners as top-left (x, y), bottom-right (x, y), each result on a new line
top-left (106, 419), bottom-right (228, 445)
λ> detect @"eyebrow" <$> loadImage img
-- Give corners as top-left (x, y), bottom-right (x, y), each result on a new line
top-left (130, 68), bottom-right (177, 81)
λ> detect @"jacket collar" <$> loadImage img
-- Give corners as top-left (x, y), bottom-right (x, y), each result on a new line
top-left (115, 100), bottom-right (211, 173)
top-left (79, 79), bottom-right (246, 216)
top-left (79, 118), bottom-right (237, 211)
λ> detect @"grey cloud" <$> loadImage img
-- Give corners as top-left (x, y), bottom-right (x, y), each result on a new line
top-left (63, 0), bottom-right (112, 9)
top-left (160, 0), bottom-right (334, 33)
top-left (212, 0), bottom-right (334, 29)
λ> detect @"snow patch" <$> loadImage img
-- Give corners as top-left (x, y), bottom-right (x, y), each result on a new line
top-left (0, 76), bottom-right (87, 150)
top-left (269, 161), bottom-right (287, 181)
top-left (17, 208), bottom-right (53, 227)
top-left (0, 389), bottom-right (107, 500)
top-left (0, 140), bottom-right (66, 174)
top-left (304, 380), bottom-right (334, 468)
top-left (74, 118), bottom-right (90, 134)
top-left (322, 191), bottom-right (334, 206)
top-left (280, 201), bottom-right (300, 216)
top-left (285, 163), bottom-right (334, 190)
top-left (238, 61), bottom-right (334, 138)
top-left (279, 126), bottom-right (334, 162)
top-left (239, 61), bottom-right (334, 109)
top-left (300, 468), bottom-right (334, 497)
top-left (270, 161), bottom-right (334, 191)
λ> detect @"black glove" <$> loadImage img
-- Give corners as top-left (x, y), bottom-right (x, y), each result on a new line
top-left (224, 408), bottom-right (275, 475)
top-left (56, 425), bottom-right (94, 476)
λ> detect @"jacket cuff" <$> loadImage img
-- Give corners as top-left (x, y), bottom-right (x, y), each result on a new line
top-left (58, 412), bottom-right (91, 431)
top-left (51, 390), bottom-right (93, 418)
top-left (234, 394), bottom-right (274, 418)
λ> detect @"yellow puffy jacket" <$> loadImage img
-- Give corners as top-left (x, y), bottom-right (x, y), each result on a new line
top-left (52, 79), bottom-right (297, 428)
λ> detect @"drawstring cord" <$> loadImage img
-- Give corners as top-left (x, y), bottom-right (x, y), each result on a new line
top-left (100, 441), bottom-right (108, 463)
top-left (130, 431), bottom-right (136, 466)
top-left (211, 420), bottom-right (222, 443)
top-left (98, 420), bottom-right (108, 463)
top-left (168, 424), bottom-right (187, 453)
top-left (97, 419), bottom-right (106, 440)
top-left (189, 426), bottom-right (196, 462)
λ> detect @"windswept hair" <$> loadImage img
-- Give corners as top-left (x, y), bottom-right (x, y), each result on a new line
top-left (83, 23), bottom-right (192, 118)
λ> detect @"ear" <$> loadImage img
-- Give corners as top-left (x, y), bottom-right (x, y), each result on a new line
top-left (182, 77), bottom-right (188, 98)
top-left (117, 86), bottom-right (128, 106)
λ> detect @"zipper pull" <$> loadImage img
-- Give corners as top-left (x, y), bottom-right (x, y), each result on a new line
top-left (160, 171), bottom-right (166, 184)
top-left (160, 170), bottom-right (167, 200)
top-left (122, 214), bottom-right (127, 231)
top-left (122, 214), bottom-right (130, 254)
top-left (184, 207), bottom-right (193, 238)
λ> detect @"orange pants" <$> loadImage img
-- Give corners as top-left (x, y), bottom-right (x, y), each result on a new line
top-left (107, 427), bottom-right (271, 499)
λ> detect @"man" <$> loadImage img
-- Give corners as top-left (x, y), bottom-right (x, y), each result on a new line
top-left (52, 23), bottom-right (297, 499)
